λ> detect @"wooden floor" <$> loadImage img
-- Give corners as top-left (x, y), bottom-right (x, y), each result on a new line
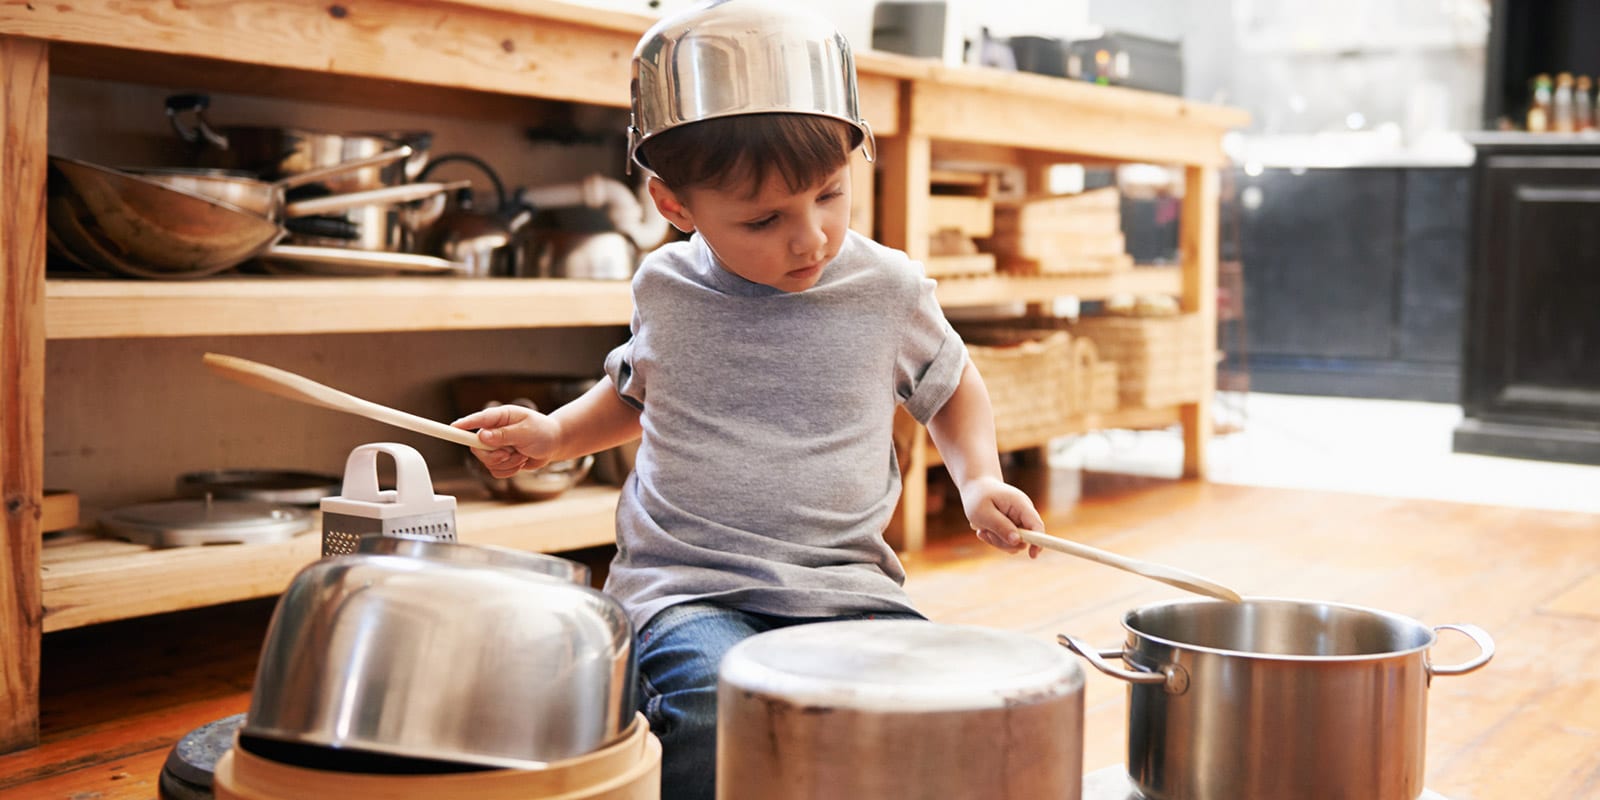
top-left (3, 467), bottom-right (1599, 799)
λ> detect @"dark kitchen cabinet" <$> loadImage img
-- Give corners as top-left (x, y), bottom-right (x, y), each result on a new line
top-left (1454, 136), bottom-right (1600, 465)
top-left (1232, 166), bottom-right (1471, 401)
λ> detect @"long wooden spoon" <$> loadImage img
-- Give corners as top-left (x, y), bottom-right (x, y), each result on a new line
top-left (203, 353), bottom-right (488, 450)
top-left (1017, 529), bottom-right (1243, 603)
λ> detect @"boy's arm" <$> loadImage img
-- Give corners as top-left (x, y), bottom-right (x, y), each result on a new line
top-left (453, 376), bottom-right (642, 477)
top-left (547, 376), bottom-right (644, 461)
top-left (925, 361), bottom-right (1044, 556)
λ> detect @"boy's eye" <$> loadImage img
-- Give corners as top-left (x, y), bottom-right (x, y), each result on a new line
top-left (744, 215), bottom-right (778, 231)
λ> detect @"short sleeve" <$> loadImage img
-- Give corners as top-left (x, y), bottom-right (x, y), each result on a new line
top-left (604, 309), bottom-right (646, 411)
top-left (895, 270), bottom-right (968, 424)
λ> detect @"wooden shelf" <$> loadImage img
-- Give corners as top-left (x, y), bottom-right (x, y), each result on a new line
top-left (44, 269), bottom-right (1178, 340)
top-left (934, 267), bottom-right (1181, 308)
top-left (40, 483), bottom-right (620, 633)
top-left (44, 277), bottom-right (635, 339)
top-left (924, 406), bottom-right (1183, 467)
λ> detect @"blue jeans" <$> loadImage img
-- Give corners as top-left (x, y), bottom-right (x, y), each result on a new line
top-left (636, 602), bottom-right (925, 800)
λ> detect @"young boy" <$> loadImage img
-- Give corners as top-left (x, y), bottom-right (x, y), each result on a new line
top-left (453, 2), bottom-right (1043, 798)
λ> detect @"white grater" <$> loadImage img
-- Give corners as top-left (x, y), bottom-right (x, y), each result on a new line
top-left (320, 442), bottom-right (457, 557)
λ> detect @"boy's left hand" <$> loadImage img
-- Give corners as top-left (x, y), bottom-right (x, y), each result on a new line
top-left (960, 476), bottom-right (1044, 558)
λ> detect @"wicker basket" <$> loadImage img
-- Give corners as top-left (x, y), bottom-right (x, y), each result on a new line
top-left (1067, 314), bottom-right (1209, 408)
top-left (1071, 338), bottom-right (1120, 415)
top-left (959, 327), bottom-right (1075, 448)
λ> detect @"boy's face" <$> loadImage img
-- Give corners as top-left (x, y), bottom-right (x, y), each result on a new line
top-left (648, 165), bottom-right (852, 293)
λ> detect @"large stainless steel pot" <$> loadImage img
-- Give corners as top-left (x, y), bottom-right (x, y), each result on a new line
top-left (1061, 598), bottom-right (1494, 800)
top-left (243, 538), bottom-right (636, 770)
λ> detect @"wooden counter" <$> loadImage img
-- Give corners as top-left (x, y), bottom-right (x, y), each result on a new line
top-left (0, 0), bottom-right (1245, 753)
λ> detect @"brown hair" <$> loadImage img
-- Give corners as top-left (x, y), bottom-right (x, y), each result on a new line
top-left (639, 113), bottom-right (855, 198)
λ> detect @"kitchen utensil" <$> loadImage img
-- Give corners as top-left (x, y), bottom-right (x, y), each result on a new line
top-left (1060, 597), bottom-right (1494, 800)
top-left (414, 153), bottom-right (534, 277)
top-left (358, 535), bottom-right (591, 586)
top-left (215, 714), bottom-right (657, 798)
top-left (718, 620), bottom-right (1084, 799)
top-left (167, 93), bottom-right (433, 190)
top-left (319, 442), bottom-right (457, 556)
top-left (176, 469), bottom-right (342, 506)
top-left (256, 244), bottom-right (459, 275)
top-left (628, 0), bottom-right (875, 172)
top-left (1017, 529), bottom-right (1242, 603)
top-left (128, 145), bottom-right (415, 220)
top-left (99, 498), bottom-right (312, 548)
top-left (447, 375), bottom-right (620, 496)
top-left (160, 713), bottom-right (246, 800)
top-left (48, 156), bottom-right (284, 278)
top-left (242, 538), bottom-right (638, 769)
top-left (201, 353), bottom-right (486, 449)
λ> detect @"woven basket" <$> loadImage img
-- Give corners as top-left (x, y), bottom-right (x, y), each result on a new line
top-left (1067, 314), bottom-right (1209, 408)
top-left (959, 327), bottom-right (1075, 448)
top-left (1070, 337), bottom-right (1120, 415)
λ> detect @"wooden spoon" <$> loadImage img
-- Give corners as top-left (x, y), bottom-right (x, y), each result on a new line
top-left (1017, 529), bottom-right (1243, 603)
top-left (203, 353), bottom-right (488, 450)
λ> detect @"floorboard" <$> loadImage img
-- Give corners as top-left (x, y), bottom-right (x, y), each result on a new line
top-left (1, 468), bottom-right (1596, 799)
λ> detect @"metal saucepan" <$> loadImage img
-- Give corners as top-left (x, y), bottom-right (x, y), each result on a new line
top-left (166, 93), bottom-right (433, 191)
top-left (1061, 597), bottom-right (1494, 800)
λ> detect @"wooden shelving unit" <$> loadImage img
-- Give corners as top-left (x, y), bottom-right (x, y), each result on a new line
top-left (41, 483), bottom-right (622, 633)
top-left (1, 0), bottom-right (1245, 753)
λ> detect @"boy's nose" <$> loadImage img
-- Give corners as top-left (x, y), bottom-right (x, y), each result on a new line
top-left (791, 217), bottom-right (827, 258)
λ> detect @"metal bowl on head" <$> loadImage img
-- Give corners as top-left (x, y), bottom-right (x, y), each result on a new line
top-left (627, 0), bottom-right (876, 172)
top-left (243, 539), bottom-right (635, 770)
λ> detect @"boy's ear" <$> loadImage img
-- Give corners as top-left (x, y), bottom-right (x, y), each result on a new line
top-left (646, 177), bottom-right (695, 234)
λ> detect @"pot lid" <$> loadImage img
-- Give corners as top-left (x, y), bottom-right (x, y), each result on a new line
top-left (176, 468), bottom-right (341, 506)
top-left (100, 498), bottom-right (312, 548)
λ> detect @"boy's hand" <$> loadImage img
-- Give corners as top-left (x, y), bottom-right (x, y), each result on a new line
top-left (451, 404), bottom-right (562, 478)
top-left (960, 476), bottom-right (1045, 558)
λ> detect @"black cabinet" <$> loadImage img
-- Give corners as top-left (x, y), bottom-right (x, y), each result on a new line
top-left (1234, 166), bottom-right (1471, 401)
top-left (1454, 136), bottom-right (1600, 464)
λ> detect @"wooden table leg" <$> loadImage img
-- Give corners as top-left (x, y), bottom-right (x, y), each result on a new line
top-left (887, 409), bottom-right (928, 553)
top-left (1179, 165), bottom-right (1219, 480)
top-left (1, 34), bottom-right (49, 754)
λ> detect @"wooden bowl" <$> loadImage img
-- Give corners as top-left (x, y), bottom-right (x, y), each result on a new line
top-left (214, 712), bottom-right (659, 800)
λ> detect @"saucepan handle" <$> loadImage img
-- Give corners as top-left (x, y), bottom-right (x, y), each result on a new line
top-left (1427, 623), bottom-right (1495, 677)
top-left (1058, 634), bottom-right (1189, 694)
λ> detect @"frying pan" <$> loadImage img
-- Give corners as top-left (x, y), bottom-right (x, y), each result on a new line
top-left (126, 145), bottom-right (415, 219)
top-left (203, 353), bottom-right (488, 449)
top-left (48, 157), bottom-right (283, 278)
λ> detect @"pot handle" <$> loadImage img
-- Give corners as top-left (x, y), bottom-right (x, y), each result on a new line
top-left (1058, 635), bottom-right (1189, 694)
top-left (1427, 624), bottom-right (1495, 677)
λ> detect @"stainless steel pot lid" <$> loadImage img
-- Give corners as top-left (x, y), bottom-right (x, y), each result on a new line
top-left (100, 498), bottom-right (312, 548)
top-left (176, 468), bottom-right (341, 506)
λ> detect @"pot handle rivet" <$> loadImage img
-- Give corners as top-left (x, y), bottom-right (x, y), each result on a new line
top-left (1058, 634), bottom-right (1187, 694)
top-left (1427, 624), bottom-right (1495, 677)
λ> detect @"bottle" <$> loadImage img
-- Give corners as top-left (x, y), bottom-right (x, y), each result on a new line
top-left (1578, 76), bottom-right (1596, 132)
top-left (1553, 72), bottom-right (1576, 132)
top-left (1527, 74), bottom-right (1552, 132)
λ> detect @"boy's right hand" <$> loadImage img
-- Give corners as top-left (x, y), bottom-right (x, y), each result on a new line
top-left (451, 404), bottom-right (562, 478)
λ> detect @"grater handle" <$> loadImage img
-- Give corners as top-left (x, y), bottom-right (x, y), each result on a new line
top-left (341, 443), bottom-right (438, 507)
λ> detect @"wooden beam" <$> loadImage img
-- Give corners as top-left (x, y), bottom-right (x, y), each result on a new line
top-left (0, 0), bottom-right (640, 108)
top-left (0, 34), bottom-right (48, 755)
top-left (911, 81), bottom-right (1233, 167)
top-left (1179, 166), bottom-right (1219, 479)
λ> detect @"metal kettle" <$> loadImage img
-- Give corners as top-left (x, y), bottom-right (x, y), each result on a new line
top-left (414, 153), bottom-right (532, 277)
top-left (517, 174), bottom-right (673, 280)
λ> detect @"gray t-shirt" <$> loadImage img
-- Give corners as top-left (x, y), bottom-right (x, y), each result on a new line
top-left (602, 230), bottom-right (968, 632)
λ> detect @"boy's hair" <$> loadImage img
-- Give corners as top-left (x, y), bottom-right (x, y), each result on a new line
top-left (640, 113), bottom-right (855, 198)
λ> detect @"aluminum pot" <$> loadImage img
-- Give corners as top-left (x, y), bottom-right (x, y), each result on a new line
top-left (1061, 597), bottom-right (1494, 800)
top-left (243, 538), bottom-right (636, 770)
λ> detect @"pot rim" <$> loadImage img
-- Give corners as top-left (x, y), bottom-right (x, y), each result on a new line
top-left (1120, 596), bottom-right (1440, 663)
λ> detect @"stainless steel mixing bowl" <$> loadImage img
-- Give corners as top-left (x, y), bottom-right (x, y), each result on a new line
top-left (628, 0), bottom-right (876, 171)
top-left (242, 540), bottom-right (634, 769)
